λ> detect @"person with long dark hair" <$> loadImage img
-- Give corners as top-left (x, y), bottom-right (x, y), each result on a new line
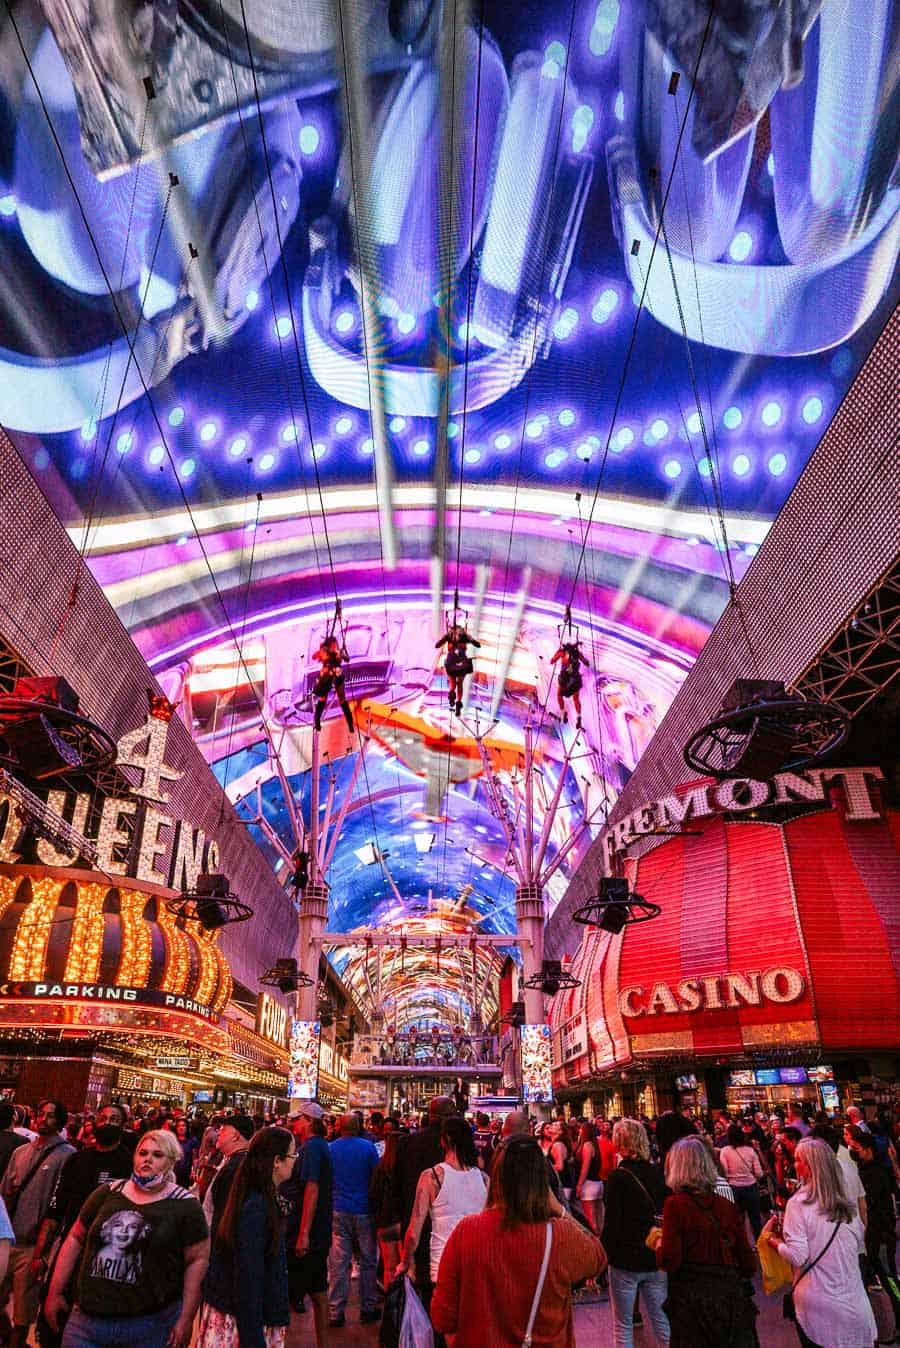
top-left (370, 1130), bottom-right (402, 1288)
top-left (431, 1134), bottom-right (605, 1346)
top-left (397, 1116), bottom-right (488, 1303)
top-left (196, 1127), bottom-right (295, 1348)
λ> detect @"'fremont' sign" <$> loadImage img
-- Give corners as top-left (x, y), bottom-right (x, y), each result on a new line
top-left (605, 765), bottom-right (884, 865)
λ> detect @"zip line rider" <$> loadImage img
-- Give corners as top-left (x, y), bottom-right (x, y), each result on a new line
top-left (551, 639), bottom-right (590, 727)
top-left (312, 633), bottom-right (354, 732)
top-left (436, 623), bottom-right (480, 716)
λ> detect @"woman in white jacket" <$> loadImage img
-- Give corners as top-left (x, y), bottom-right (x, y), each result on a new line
top-left (764, 1137), bottom-right (876, 1348)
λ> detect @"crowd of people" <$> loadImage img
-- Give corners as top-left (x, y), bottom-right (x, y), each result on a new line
top-left (0, 1093), bottom-right (895, 1346)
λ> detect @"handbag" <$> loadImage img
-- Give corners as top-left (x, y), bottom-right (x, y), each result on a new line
top-left (782, 1220), bottom-right (841, 1320)
top-left (522, 1222), bottom-right (553, 1348)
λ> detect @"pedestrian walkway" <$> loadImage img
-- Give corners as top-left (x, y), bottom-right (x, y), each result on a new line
top-left (285, 1273), bottom-right (804, 1345)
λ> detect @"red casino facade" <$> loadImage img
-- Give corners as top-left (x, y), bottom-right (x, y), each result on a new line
top-left (549, 784), bottom-right (900, 1120)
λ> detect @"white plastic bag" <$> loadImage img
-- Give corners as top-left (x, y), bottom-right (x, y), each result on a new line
top-left (399, 1275), bottom-right (434, 1348)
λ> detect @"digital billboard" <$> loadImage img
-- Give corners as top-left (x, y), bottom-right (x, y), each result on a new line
top-left (520, 1024), bottom-right (553, 1104)
top-left (287, 1019), bottom-right (321, 1101)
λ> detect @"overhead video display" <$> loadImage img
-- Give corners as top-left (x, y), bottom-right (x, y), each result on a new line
top-left (1, 1), bottom-right (896, 1025)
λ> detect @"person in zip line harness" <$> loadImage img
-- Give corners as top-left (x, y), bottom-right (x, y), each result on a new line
top-left (312, 634), bottom-right (354, 732)
top-left (435, 623), bottom-right (480, 716)
top-left (551, 640), bottom-right (590, 727)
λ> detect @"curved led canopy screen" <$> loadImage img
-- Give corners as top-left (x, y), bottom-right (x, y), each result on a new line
top-left (0, 0), bottom-right (896, 1021)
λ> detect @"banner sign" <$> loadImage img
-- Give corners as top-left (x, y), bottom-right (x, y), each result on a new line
top-left (0, 712), bottom-right (221, 890)
top-left (520, 1024), bottom-right (553, 1103)
top-left (287, 1019), bottom-right (321, 1100)
top-left (0, 980), bottom-right (217, 1023)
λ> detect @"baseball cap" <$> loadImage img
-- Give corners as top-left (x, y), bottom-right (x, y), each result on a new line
top-left (297, 1101), bottom-right (325, 1120)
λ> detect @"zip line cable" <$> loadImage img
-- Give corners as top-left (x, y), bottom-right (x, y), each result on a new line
top-left (565, 0), bottom-right (717, 617)
top-left (1, 6), bottom-right (320, 849)
top-left (235, 0), bottom-right (341, 604)
top-left (214, 0), bottom-right (332, 595)
top-left (488, 0), bottom-right (579, 711)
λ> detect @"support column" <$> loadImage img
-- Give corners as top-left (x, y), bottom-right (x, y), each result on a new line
top-left (297, 879), bottom-right (329, 1021)
top-left (515, 881), bottom-right (545, 1025)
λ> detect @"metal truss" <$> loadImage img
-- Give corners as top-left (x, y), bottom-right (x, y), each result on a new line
top-left (793, 558), bottom-right (900, 718)
top-left (0, 631), bottom-right (32, 694)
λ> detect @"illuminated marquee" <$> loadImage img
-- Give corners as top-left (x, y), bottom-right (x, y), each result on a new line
top-left (618, 967), bottom-right (806, 1018)
top-left (0, 712), bottom-right (221, 889)
top-left (256, 992), bottom-right (289, 1049)
top-left (604, 766), bottom-right (885, 864)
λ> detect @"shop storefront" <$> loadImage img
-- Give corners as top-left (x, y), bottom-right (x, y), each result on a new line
top-left (550, 769), bottom-right (900, 1116)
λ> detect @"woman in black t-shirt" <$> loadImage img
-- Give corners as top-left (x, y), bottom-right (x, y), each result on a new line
top-left (45, 1128), bottom-right (209, 1348)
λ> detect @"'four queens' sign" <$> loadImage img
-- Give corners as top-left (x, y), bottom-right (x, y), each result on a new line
top-left (0, 712), bottom-right (220, 888)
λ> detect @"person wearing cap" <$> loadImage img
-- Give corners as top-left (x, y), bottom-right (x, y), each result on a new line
top-left (203, 1115), bottom-right (254, 1237)
top-left (283, 1103), bottom-right (333, 1346)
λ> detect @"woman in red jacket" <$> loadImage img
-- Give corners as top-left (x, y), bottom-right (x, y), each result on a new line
top-left (431, 1135), bottom-right (605, 1347)
top-left (657, 1136), bottom-right (759, 1347)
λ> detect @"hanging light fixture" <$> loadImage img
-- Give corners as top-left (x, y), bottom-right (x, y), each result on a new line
top-left (167, 873), bottom-right (253, 931)
top-left (683, 679), bottom-right (849, 780)
top-left (572, 876), bottom-right (661, 932)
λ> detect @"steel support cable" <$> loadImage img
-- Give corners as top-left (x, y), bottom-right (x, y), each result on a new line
top-left (431, 0), bottom-right (485, 913)
top-left (487, 0), bottom-right (580, 713)
top-left (672, 87), bottom-right (729, 514)
top-left (327, 0), bottom-right (396, 569)
top-left (655, 211), bottom-right (763, 674)
top-left (235, 0), bottom-right (342, 601)
top-left (564, 0), bottom-right (717, 613)
top-left (450, 0), bottom-right (487, 598)
top-left (430, 0), bottom-right (468, 633)
top-left (628, 249), bottom-right (726, 567)
top-left (47, 176), bottom-right (179, 665)
top-left (79, 99), bottom-right (153, 565)
top-left (213, 0), bottom-right (331, 586)
top-left (1, 10), bottom-right (321, 841)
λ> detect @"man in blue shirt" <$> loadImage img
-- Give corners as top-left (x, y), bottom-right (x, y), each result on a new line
top-left (327, 1113), bottom-right (379, 1327)
top-left (283, 1102), bottom-right (333, 1346)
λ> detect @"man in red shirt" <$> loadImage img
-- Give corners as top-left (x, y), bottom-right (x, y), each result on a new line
top-left (596, 1118), bottom-right (618, 1181)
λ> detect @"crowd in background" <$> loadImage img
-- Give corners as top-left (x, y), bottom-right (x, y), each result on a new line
top-left (0, 1092), bottom-right (895, 1346)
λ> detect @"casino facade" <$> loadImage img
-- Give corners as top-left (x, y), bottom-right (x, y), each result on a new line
top-left (548, 770), bottom-right (900, 1121)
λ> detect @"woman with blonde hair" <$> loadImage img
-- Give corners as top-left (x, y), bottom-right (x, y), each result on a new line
top-left (602, 1119), bottom-right (670, 1347)
top-left (45, 1128), bottom-right (209, 1348)
top-left (764, 1137), bottom-right (875, 1348)
top-left (657, 1136), bottom-right (758, 1347)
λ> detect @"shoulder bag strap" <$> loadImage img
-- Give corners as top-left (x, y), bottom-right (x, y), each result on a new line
top-left (6, 1142), bottom-right (65, 1214)
top-left (522, 1222), bottom-right (553, 1348)
top-left (793, 1220), bottom-right (842, 1290)
top-left (621, 1167), bottom-right (656, 1211)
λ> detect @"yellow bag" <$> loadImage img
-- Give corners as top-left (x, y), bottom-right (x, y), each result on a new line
top-left (756, 1231), bottom-right (793, 1295)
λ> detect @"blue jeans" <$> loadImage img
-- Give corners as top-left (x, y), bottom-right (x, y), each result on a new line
top-left (732, 1182), bottom-right (763, 1239)
top-left (328, 1210), bottom-right (378, 1317)
top-left (62, 1302), bottom-right (180, 1348)
top-left (609, 1267), bottom-right (670, 1348)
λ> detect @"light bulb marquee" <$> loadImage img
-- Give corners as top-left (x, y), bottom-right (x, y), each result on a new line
top-left (0, 709), bottom-right (241, 1057)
